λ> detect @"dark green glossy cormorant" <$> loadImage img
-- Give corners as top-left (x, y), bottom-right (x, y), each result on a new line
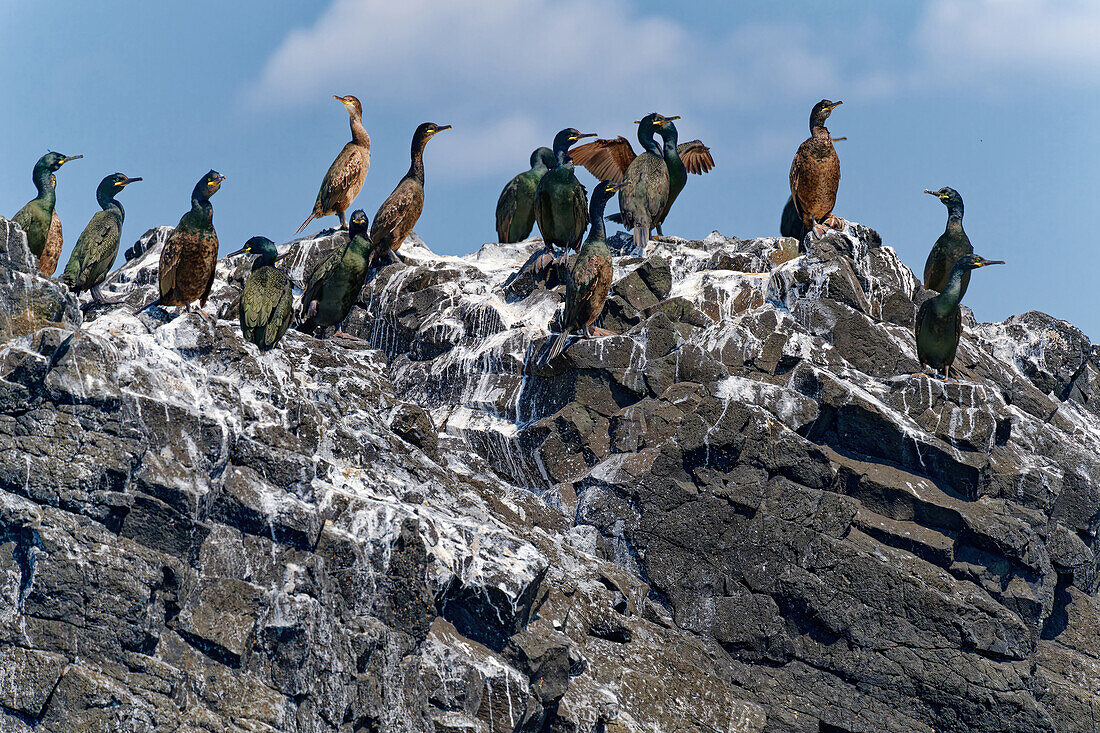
top-left (496, 147), bottom-right (555, 243)
top-left (40, 174), bottom-right (64, 277)
top-left (915, 254), bottom-right (1003, 379)
top-left (298, 209), bottom-right (371, 337)
top-left (572, 117), bottom-right (714, 237)
top-left (922, 187), bottom-right (973, 294)
top-left (534, 128), bottom-right (594, 252)
top-left (297, 95), bottom-right (371, 234)
top-left (157, 170), bottom-right (225, 311)
top-left (547, 179), bottom-right (628, 361)
top-left (369, 122), bottom-right (450, 265)
top-left (226, 236), bottom-right (292, 350)
top-left (790, 99), bottom-right (842, 238)
top-left (12, 151), bottom-right (81, 258)
top-left (61, 173), bottom-right (142, 301)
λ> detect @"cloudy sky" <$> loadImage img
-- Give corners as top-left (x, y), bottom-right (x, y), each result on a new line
top-left (3, 1), bottom-right (1098, 336)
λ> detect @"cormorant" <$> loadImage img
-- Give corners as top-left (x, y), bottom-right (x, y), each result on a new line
top-left (546, 179), bottom-right (628, 361)
top-left (39, 174), bottom-right (63, 277)
top-left (61, 173), bottom-right (142, 301)
top-left (369, 122), bottom-right (450, 265)
top-left (922, 187), bottom-right (973, 294)
top-left (298, 209), bottom-right (371, 337)
top-left (572, 117), bottom-right (714, 237)
top-left (915, 254), bottom-right (1003, 380)
top-left (533, 128), bottom-right (595, 252)
top-left (226, 236), bottom-right (292, 350)
top-left (780, 138), bottom-right (845, 239)
top-left (789, 99), bottom-right (842, 238)
top-left (297, 95), bottom-right (371, 234)
top-left (12, 151), bottom-right (81, 258)
top-left (496, 147), bottom-right (555, 243)
top-left (157, 170), bottom-right (225, 312)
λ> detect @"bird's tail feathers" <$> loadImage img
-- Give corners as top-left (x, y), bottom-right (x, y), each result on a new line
top-left (546, 330), bottom-right (571, 362)
top-left (632, 226), bottom-right (647, 258)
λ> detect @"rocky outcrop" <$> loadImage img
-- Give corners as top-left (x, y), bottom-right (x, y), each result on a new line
top-left (0, 213), bottom-right (1097, 732)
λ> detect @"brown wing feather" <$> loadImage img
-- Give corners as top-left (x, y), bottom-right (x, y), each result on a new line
top-left (40, 212), bottom-right (63, 277)
top-left (318, 144), bottom-right (368, 215)
top-left (371, 178), bottom-right (424, 253)
top-left (677, 140), bottom-right (715, 175)
top-left (568, 137), bottom-right (636, 183)
top-left (159, 228), bottom-right (182, 300)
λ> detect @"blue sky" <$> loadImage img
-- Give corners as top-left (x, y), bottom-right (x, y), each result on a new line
top-left (4, 1), bottom-right (1099, 337)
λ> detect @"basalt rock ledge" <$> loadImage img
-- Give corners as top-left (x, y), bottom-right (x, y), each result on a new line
top-left (0, 214), bottom-right (1098, 733)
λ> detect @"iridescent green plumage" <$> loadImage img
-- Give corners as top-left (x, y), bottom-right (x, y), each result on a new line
top-left (620, 113), bottom-right (671, 256)
top-left (61, 173), bottom-right (141, 299)
top-left (226, 236), bottom-right (292, 350)
top-left (922, 187), bottom-right (973, 295)
top-left (534, 128), bottom-right (594, 252)
top-left (915, 254), bottom-right (1003, 379)
top-left (298, 209), bottom-right (371, 335)
top-left (496, 147), bottom-right (555, 243)
top-left (12, 151), bottom-right (81, 258)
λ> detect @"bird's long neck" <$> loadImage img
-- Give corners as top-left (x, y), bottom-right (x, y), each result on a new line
top-left (254, 251), bottom-right (279, 269)
top-left (638, 126), bottom-right (661, 156)
top-left (190, 193), bottom-right (213, 222)
top-left (532, 159), bottom-right (549, 175)
top-left (935, 267), bottom-right (966, 314)
top-left (945, 200), bottom-right (964, 226)
top-left (31, 163), bottom-right (55, 205)
top-left (407, 142), bottom-right (426, 183)
top-left (97, 188), bottom-right (124, 222)
top-left (350, 112), bottom-right (370, 147)
top-left (587, 194), bottom-right (611, 242)
top-left (811, 124), bottom-right (832, 141)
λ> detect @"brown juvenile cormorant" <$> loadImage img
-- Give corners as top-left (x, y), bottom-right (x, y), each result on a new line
top-left (546, 179), bottom-right (628, 361)
top-left (780, 138), bottom-right (845, 239)
top-left (157, 170), bottom-right (225, 311)
top-left (369, 122), bottom-right (450, 265)
top-left (61, 173), bottom-right (142, 301)
top-left (496, 147), bottom-right (556, 243)
top-left (12, 151), bottom-right (81, 258)
top-left (915, 254), bottom-right (1003, 379)
top-left (298, 209), bottom-right (371, 337)
top-left (226, 236), bottom-right (292, 350)
top-left (572, 117), bottom-right (714, 237)
top-left (922, 187), bottom-right (973, 295)
top-left (297, 95), bottom-right (371, 234)
top-left (789, 99), bottom-right (842, 238)
top-left (39, 174), bottom-right (64, 277)
top-left (534, 128), bottom-right (594, 252)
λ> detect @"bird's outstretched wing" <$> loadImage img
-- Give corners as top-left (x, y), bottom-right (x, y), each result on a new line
top-left (569, 137), bottom-right (636, 183)
top-left (677, 140), bottom-right (715, 175)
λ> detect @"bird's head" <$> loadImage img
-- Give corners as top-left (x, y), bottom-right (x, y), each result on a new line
top-left (532, 146), bottom-right (556, 170)
top-left (552, 128), bottom-right (595, 156)
top-left (98, 173), bottom-right (141, 199)
top-left (226, 236), bottom-right (284, 265)
top-left (810, 99), bottom-right (842, 128)
top-left (924, 186), bottom-right (963, 210)
top-left (334, 94), bottom-right (362, 118)
top-left (593, 179), bottom-right (628, 206)
top-left (414, 122), bottom-right (452, 148)
top-left (349, 209), bottom-right (369, 237)
top-left (194, 170), bottom-right (225, 200)
top-left (40, 151), bottom-right (82, 172)
top-left (955, 254), bottom-right (1004, 271)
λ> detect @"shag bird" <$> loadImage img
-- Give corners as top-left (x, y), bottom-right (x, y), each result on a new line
top-left (534, 128), bottom-right (595, 252)
top-left (12, 151), bottom-right (81, 258)
top-left (297, 95), bottom-right (371, 234)
top-left (915, 254), bottom-right (1003, 380)
top-left (61, 173), bottom-right (142, 301)
top-left (571, 116), bottom-right (714, 237)
top-left (547, 179), bottom-right (628, 361)
top-left (39, 174), bottom-right (64, 277)
top-left (156, 170), bottom-right (225, 311)
top-left (922, 187), bottom-right (973, 295)
top-left (226, 236), bottom-right (292, 350)
top-left (780, 138), bottom-right (845, 239)
top-left (298, 209), bottom-right (371, 337)
top-left (496, 147), bottom-right (556, 243)
top-left (369, 122), bottom-right (450, 265)
top-left (789, 99), bottom-right (843, 238)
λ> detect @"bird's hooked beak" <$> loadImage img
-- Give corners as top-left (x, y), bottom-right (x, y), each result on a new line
top-left (831, 137), bottom-right (847, 142)
top-left (923, 189), bottom-right (937, 196)
top-left (225, 245), bottom-right (249, 258)
top-left (432, 124), bottom-right (452, 135)
top-left (274, 251), bottom-right (291, 262)
top-left (608, 180), bottom-right (630, 191)
top-left (828, 101), bottom-right (843, 110)
top-left (976, 257), bottom-right (1005, 267)
top-left (576, 132), bottom-right (596, 140)
top-left (334, 94), bottom-right (347, 103)
top-left (59, 154), bottom-right (83, 165)
top-left (118, 177), bottom-right (143, 187)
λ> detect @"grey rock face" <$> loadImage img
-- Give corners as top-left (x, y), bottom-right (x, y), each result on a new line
top-left (0, 217), bottom-right (1097, 732)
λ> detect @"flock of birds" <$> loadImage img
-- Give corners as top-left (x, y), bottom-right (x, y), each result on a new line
top-left (9, 95), bottom-right (1000, 380)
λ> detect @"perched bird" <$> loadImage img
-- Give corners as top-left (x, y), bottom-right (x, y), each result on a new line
top-left (922, 187), bottom-right (973, 295)
top-left (546, 179), bottom-right (628, 361)
top-left (789, 99), bottom-right (843, 238)
top-left (780, 138), bottom-right (845, 239)
top-left (369, 122), bottom-right (450, 265)
top-left (534, 128), bottom-right (595, 252)
top-left (496, 147), bottom-right (556, 243)
top-left (915, 254), bottom-right (1003, 380)
top-left (61, 173), bottom-right (142, 301)
top-left (226, 236), bottom-right (292, 350)
top-left (156, 170), bottom-right (225, 312)
top-left (297, 95), bottom-right (371, 234)
top-left (298, 209), bottom-right (371, 337)
top-left (12, 151), bottom-right (81, 258)
top-left (39, 174), bottom-right (64, 277)
top-left (572, 116), bottom-right (714, 237)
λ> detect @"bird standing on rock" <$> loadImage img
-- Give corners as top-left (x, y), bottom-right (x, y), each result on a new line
top-left (298, 209), bottom-right (371, 338)
top-left (496, 147), bottom-right (556, 243)
top-left (915, 254), bottom-right (1004, 380)
top-left (13, 151), bottom-right (81, 259)
top-left (534, 128), bottom-right (595, 253)
top-left (61, 173), bottom-right (142, 302)
top-left (39, 175), bottom-right (64, 277)
top-left (922, 187), bottom-right (973, 294)
top-left (226, 236), bottom-right (293, 350)
top-left (156, 170), bottom-right (225, 313)
top-left (546, 179), bottom-right (628, 361)
top-left (789, 99), bottom-right (843, 239)
top-left (297, 95), bottom-right (371, 234)
top-left (369, 122), bottom-right (450, 266)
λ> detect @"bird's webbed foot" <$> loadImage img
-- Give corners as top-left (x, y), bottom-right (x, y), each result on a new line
top-left (90, 286), bottom-right (123, 305)
top-left (587, 326), bottom-right (616, 337)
